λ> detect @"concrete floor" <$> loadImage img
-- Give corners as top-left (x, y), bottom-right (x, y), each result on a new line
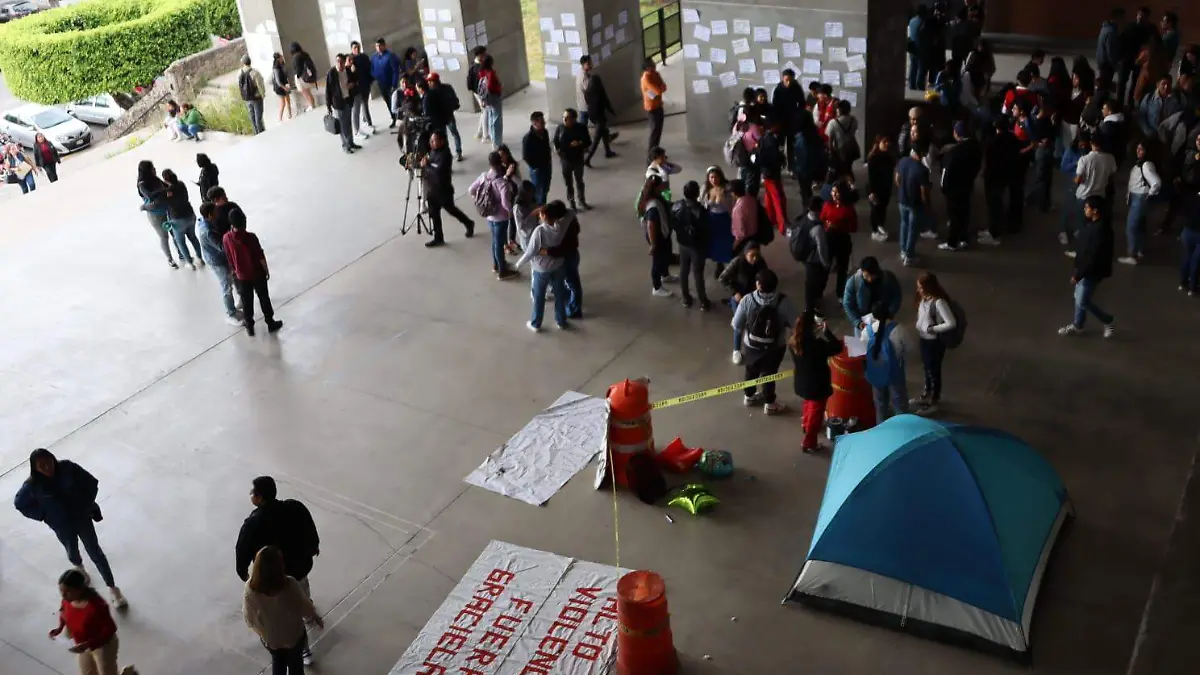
top-left (1, 73), bottom-right (1198, 675)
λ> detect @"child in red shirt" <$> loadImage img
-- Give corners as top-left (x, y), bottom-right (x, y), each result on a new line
top-left (49, 569), bottom-right (137, 674)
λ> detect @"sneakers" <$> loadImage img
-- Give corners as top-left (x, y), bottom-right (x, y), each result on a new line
top-left (1064, 250), bottom-right (1076, 258)
top-left (908, 392), bottom-right (931, 408)
top-left (1057, 324), bottom-right (1081, 336)
top-left (497, 270), bottom-right (519, 281)
top-left (110, 587), bottom-right (128, 610)
top-left (663, 274), bottom-right (680, 283)
top-left (1103, 323), bottom-right (1115, 338)
top-left (1117, 256), bottom-right (1138, 265)
top-left (870, 229), bottom-right (888, 242)
top-left (699, 300), bottom-right (711, 311)
top-left (914, 402), bottom-right (939, 416)
top-left (526, 321), bottom-right (541, 333)
top-left (977, 232), bottom-right (1000, 246)
top-left (1058, 232), bottom-right (1068, 246)
top-left (196, 258), bottom-right (205, 267)
top-left (224, 314), bottom-right (243, 326)
top-left (937, 242), bottom-right (957, 251)
top-left (919, 230), bottom-right (938, 240)
top-left (651, 287), bottom-right (673, 297)
top-left (681, 297), bottom-right (694, 308)
top-left (167, 259), bottom-right (179, 269)
top-left (731, 350), bottom-right (743, 365)
top-left (743, 393), bottom-right (762, 406)
top-left (188, 261), bottom-right (198, 270)
top-left (763, 401), bottom-right (787, 415)
top-left (901, 255), bottom-right (917, 267)
top-left (302, 648), bottom-right (314, 666)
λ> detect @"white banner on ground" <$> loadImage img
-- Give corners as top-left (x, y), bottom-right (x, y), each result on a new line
top-left (465, 392), bottom-right (609, 506)
top-left (389, 541), bottom-right (624, 675)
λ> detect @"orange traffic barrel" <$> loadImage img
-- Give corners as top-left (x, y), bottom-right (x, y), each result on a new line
top-left (827, 345), bottom-right (876, 430)
top-left (606, 379), bottom-right (654, 487)
top-left (616, 570), bottom-right (677, 675)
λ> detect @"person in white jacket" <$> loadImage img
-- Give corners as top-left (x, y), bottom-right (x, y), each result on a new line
top-left (911, 272), bottom-right (958, 415)
top-left (1122, 141), bottom-right (1163, 265)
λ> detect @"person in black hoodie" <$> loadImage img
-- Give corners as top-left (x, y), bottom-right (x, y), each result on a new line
top-left (866, 136), bottom-right (896, 241)
top-left (196, 153), bottom-right (219, 199)
top-left (580, 56), bottom-right (619, 167)
top-left (939, 121), bottom-right (981, 250)
top-left (348, 41), bottom-right (374, 138)
top-left (235, 476), bottom-right (320, 666)
top-left (553, 108), bottom-right (591, 210)
top-left (1059, 195), bottom-right (1115, 337)
top-left (671, 180), bottom-right (711, 310)
top-left (162, 168), bottom-right (204, 269)
top-left (421, 131), bottom-right (475, 247)
top-left (789, 312), bottom-right (844, 453)
top-left (791, 197), bottom-right (831, 312)
top-left (771, 69), bottom-right (805, 172)
top-left (522, 111), bottom-right (553, 205)
top-left (325, 54), bottom-right (359, 154)
top-left (981, 118), bottom-right (1018, 246)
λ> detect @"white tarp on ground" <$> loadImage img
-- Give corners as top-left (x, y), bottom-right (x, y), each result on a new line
top-left (465, 392), bottom-right (609, 506)
top-left (389, 540), bottom-right (624, 675)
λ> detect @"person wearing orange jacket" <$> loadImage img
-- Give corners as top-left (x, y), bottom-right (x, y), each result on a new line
top-left (641, 58), bottom-right (667, 162)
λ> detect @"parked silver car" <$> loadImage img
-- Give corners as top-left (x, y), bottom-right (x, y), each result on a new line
top-left (0, 104), bottom-right (93, 154)
top-left (0, 0), bottom-right (38, 22)
top-left (66, 94), bottom-right (125, 126)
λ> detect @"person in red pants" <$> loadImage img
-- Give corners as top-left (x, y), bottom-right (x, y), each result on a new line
top-left (789, 311), bottom-right (844, 453)
top-left (758, 118), bottom-right (789, 233)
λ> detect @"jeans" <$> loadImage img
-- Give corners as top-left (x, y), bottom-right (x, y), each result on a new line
top-left (529, 166), bottom-right (551, 205)
top-left (1181, 228), bottom-right (1200, 291)
top-left (1072, 277), bottom-right (1113, 329)
top-left (531, 267), bottom-right (569, 328)
top-left (210, 263), bottom-right (238, 317)
top-left (54, 519), bottom-right (116, 588)
top-left (168, 215), bottom-right (202, 264)
top-left (871, 371), bottom-right (909, 423)
top-left (801, 398), bottom-right (828, 450)
top-left (826, 230), bottom-right (852, 297)
top-left (561, 162), bottom-right (585, 204)
top-left (730, 297), bottom-right (742, 349)
top-left (377, 83), bottom-right (396, 122)
top-left (908, 54), bottom-right (926, 91)
top-left (236, 277), bottom-right (276, 328)
top-left (266, 634), bottom-right (306, 675)
top-left (246, 99), bottom-right (265, 134)
top-left (489, 220), bottom-right (508, 272)
top-left (647, 107), bottom-right (665, 160)
top-left (485, 104), bottom-right (503, 148)
top-left (1126, 192), bottom-right (1148, 256)
top-left (146, 211), bottom-right (177, 261)
top-left (446, 117), bottom-right (463, 155)
top-left (352, 92), bottom-right (372, 132)
top-left (336, 106), bottom-right (354, 149)
top-left (897, 203), bottom-right (923, 257)
top-left (678, 245), bottom-right (708, 304)
top-left (1027, 147), bottom-right (1054, 212)
top-left (918, 338), bottom-right (946, 402)
top-left (743, 348), bottom-right (785, 404)
top-left (179, 123), bottom-right (204, 139)
top-left (562, 249), bottom-right (583, 315)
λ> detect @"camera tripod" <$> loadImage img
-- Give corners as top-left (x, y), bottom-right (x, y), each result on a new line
top-left (400, 161), bottom-right (431, 237)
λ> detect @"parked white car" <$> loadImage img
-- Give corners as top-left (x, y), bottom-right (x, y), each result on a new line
top-left (0, 104), bottom-right (92, 154)
top-left (66, 94), bottom-right (125, 126)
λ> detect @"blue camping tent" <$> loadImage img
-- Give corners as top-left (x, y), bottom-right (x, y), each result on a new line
top-left (785, 415), bottom-right (1071, 660)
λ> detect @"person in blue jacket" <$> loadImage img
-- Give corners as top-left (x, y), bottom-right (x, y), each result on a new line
top-left (1059, 132), bottom-right (1090, 243)
top-left (14, 449), bottom-right (127, 609)
top-left (370, 38), bottom-right (402, 128)
top-left (842, 256), bottom-right (902, 331)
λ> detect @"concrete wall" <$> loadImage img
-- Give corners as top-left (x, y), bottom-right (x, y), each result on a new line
top-left (353, 0), bottom-right (423, 71)
top-left (679, 0), bottom-right (905, 151)
top-left (534, 0), bottom-right (645, 122)
top-left (237, 0), bottom-right (330, 94)
top-left (416, 0), bottom-right (529, 103)
top-left (987, 2), bottom-right (1199, 43)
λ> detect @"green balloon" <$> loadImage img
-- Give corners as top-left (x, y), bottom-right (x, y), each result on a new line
top-left (668, 484), bottom-right (720, 515)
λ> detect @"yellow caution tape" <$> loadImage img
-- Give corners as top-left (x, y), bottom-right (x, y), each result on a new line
top-left (650, 370), bottom-right (796, 410)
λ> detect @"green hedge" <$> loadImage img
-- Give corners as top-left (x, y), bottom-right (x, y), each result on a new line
top-left (0, 0), bottom-right (241, 104)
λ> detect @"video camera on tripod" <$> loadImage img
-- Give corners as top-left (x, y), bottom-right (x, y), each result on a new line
top-left (398, 113), bottom-right (434, 171)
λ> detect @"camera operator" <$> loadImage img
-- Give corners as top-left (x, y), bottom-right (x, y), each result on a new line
top-left (421, 131), bottom-right (476, 247)
top-left (420, 73), bottom-right (464, 161)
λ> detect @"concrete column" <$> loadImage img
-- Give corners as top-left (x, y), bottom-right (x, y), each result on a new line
top-left (237, 0), bottom-right (330, 86)
top-left (678, 0), bottom-right (905, 150)
top-left (319, 0), bottom-right (423, 75)
top-left (415, 0), bottom-right (530, 106)
top-left (533, 0), bottom-right (645, 122)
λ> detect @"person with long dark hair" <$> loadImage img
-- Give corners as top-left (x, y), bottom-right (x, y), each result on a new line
top-left (702, 167), bottom-right (736, 279)
top-left (32, 132), bottom-right (60, 183)
top-left (271, 52), bottom-right (294, 122)
top-left (196, 153), bottom-right (219, 199)
top-left (867, 135), bottom-right (895, 242)
top-left (136, 160), bottom-right (180, 268)
top-left (789, 311), bottom-right (844, 453)
top-left (243, 546), bottom-right (324, 674)
top-left (49, 569), bottom-right (138, 675)
top-left (15, 449), bottom-right (127, 608)
top-left (912, 272), bottom-right (957, 415)
top-left (1122, 140), bottom-right (1162, 265)
top-left (162, 168), bottom-right (203, 270)
top-left (639, 174), bottom-right (674, 297)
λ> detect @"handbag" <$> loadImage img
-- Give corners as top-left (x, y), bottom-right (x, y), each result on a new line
top-left (13, 161), bottom-right (31, 180)
top-left (323, 113), bottom-right (340, 135)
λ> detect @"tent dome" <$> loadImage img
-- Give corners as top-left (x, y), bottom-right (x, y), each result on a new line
top-left (785, 415), bottom-right (1071, 660)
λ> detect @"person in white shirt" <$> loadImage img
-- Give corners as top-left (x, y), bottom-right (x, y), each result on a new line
top-left (911, 272), bottom-right (958, 416)
top-left (243, 546), bottom-right (324, 673)
top-left (1071, 135), bottom-right (1117, 243)
top-left (1122, 141), bottom-right (1162, 264)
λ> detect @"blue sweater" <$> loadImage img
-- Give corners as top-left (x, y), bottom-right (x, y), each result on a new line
top-left (370, 50), bottom-right (401, 89)
top-left (1060, 146), bottom-right (1083, 175)
top-left (842, 269), bottom-right (902, 325)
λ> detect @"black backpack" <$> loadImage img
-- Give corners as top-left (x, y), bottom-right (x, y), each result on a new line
top-left (754, 201), bottom-right (775, 245)
top-left (670, 200), bottom-right (703, 247)
top-left (833, 119), bottom-right (862, 164)
top-left (744, 294), bottom-right (785, 351)
top-left (443, 84), bottom-right (461, 111)
top-left (789, 221), bottom-right (818, 263)
top-left (238, 70), bottom-right (259, 101)
top-left (938, 299), bottom-right (969, 349)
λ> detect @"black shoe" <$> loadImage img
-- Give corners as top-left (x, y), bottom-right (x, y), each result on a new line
top-left (167, 259), bottom-right (179, 269)
top-left (568, 310), bottom-right (583, 320)
top-left (246, 325), bottom-right (256, 336)
top-left (681, 297), bottom-right (693, 308)
top-left (350, 143), bottom-right (363, 150)
top-left (425, 238), bottom-right (445, 247)
top-left (343, 146), bottom-right (354, 154)
top-left (569, 201), bottom-right (578, 211)
top-left (456, 153), bottom-right (465, 162)
top-left (464, 223), bottom-right (475, 238)
top-left (389, 120), bottom-right (397, 128)
top-left (267, 320), bottom-right (284, 333)
top-left (605, 151), bottom-right (618, 158)
top-left (584, 160), bottom-right (593, 169)
top-left (699, 300), bottom-right (712, 311)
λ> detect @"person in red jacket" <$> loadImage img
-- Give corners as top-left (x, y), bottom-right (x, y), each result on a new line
top-left (821, 181), bottom-right (858, 297)
top-left (222, 208), bottom-right (283, 336)
top-left (49, 568), bottom-right (138, 675)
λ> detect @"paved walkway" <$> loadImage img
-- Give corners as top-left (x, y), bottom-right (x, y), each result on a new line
top-left (1, 79), bottom-right (1198, 675)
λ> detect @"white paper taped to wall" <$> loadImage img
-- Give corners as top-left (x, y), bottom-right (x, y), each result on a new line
top-left (475, 20), bottom-right (485, 33)
top-left (619, 10), bottom-right (628, 25)
top-left (838, 90), bottom-right (858, 107)
top-left (447, 57), bottom-right (461, 71)
top-left (710, 47), bottom-right (727, 64)
top-left (738, 59), bottom-right (756, 74)
top-left (824, 21), bottom-right (843, 38)
top-left (696, 61), bottom-right (713, 76)
top-left (545, 41), bottom-right (560, 56)
top-left (731, 38), bottom-right (749, 54)
top-left (437, 9), bottom-right (451, 22)
top-left (592, 13), bottom-right (601, 29)
top-left (438, 39), bottom-right (451, 53)
top-left (848, 37), bottom-right (867, 53)
top-left (762, 48), bottom-right (778, 64)
top-left (844, 72), bottom-right (863, 87)
top-left (604, 25), bottom-right (613, 40)
top-left (464, 37), bottom-right (474, 51)
top-left (764, 69), bottom-right (781, 85)
top-left (719, 71), bottom-right (738, 88)
top-left (711, 19), bottom-right (728, 35)
top-left (552, 29), bottom-right (565, 42)
top-left (569, 46), bottom-right (583, 60)
top-left (822, 70), bottom-right (840, 86)
top-left (754, 26), bottom-right (771, 42)
top-left (693, 25), bottom-right (711, 41)
top-left (565, 30), bottom-right (580, 44)
top-left (540, 17), bottom-right (554, 32)
top-left (846, 54), bottom-right (867, 71)
top-left (423, 26), bottom-right (437, 39)
top-left (828, 47), bottom-right (847, 62)
top-left (451, 42), bottom-right (465, 54)
top-left (803, 58), bottom-right (821, 74)
top-left (783, 42), bottom-right (801, 58)
top-left (571, 63), bottom-right (582, 76)
top-left (591, 31), bottom-right (600, 45)
top-left (443, 27), bottom-right (456, 41)
top-left (732, 19), bottom-right (750, 34)
top-left (601, 44), bottom-right (611, 58)
top-left (545, 64), bottom-right (559, 79)
top-left (777, 24), bottom-right (794, 41)
top-left (422, 7), bottom-right (434, 21)
top-left (693, 79), bottom-right (710, 94)
top-left (430, 56), bottom-right (445, 70)
top-left (683, 44), bottom-right (700, 59)
top-left (617, 28), bottom-right (626, 43)
top-left (426, 42), bottom-right (439, 55)
top-left (561, 13), bottom-right (576, 27)
top-left (466, 24), bottom-right (476, 39)
top-left (682, 8), bottom-right (699, 23)
top-left (806, 38), bottom-right (823, 53)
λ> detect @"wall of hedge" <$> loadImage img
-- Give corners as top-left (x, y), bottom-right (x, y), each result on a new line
top-left (0, 0), bottom-right (243, 104)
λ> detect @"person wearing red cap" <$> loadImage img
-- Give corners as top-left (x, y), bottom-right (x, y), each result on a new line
top-left (423, 72), bottom-right (465, 161)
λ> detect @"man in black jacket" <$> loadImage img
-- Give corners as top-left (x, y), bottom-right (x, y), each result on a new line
top-left (672, 180), bottom-right (710, 310)
top-left (235, 476), bottom-right (320, 663)
top-left (348, 41), bottom-right (374, 139)
top-left (981, 119), bottom-right (1018, 246)
top-left (771, 69), bottom-right (804, 172)
top-left (522, 111), bottom-right (553, 204)
top-left (422, 131), bottom-right (475, 247)
top-left (326, 54), bottom-right (360, 154)
top-left (1059, 195), bottom-right (1116, 337)
top-left (1117, 7), bottom-right (1157, 106)
top-left (206, 187), bottom-right (241, 238)
top-left (939, 121), bottom-right (982, 250)
top-left (467, 46), bottom-right (489, 143)
top-left (553, 108), bottom-right (591, 210)
top-left (579, 56), bottom-right (619, 167)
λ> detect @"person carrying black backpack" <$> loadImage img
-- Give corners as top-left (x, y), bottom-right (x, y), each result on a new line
top-left (238, 56), bottom-right (266, 135)
top-left (732, 269), bottom-right (795, 415)
top-left (790, 197), bottom-right (831, 312)
top-left (672, 180), bottom-right (711, 310)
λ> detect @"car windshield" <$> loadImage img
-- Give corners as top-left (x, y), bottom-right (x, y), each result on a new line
top-left (31, 109), bottom-right (73, 128)
top-left (14, 2), bottom-right (33, 9)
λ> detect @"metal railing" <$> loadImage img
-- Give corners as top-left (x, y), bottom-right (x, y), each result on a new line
top-left (642, 1), bottom-right (682, 65)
